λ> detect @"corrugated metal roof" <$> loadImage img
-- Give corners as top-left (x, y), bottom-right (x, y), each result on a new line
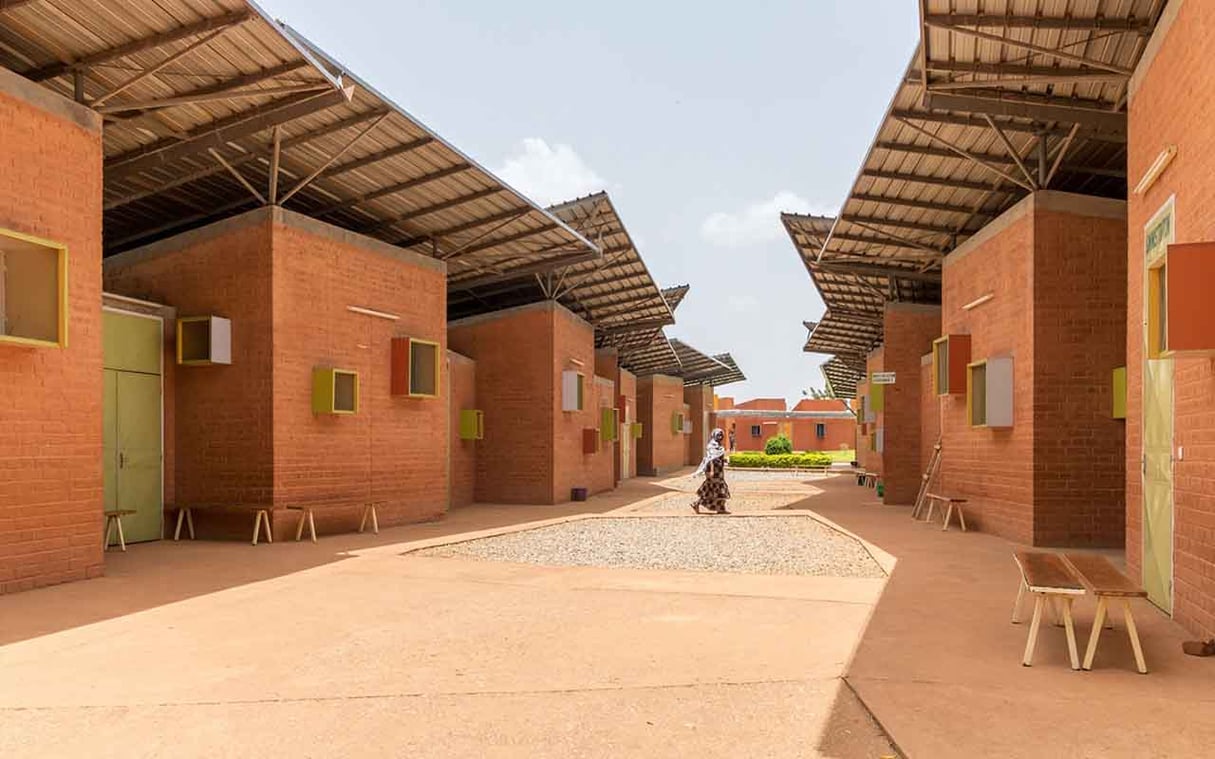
top-left (446, 191), bottom-right (672, 330)
top-left (699, 353), bottom-right (746, 388)
top-left (0, 0), bottom-right (600, 282)
top-left (789, 1), bottom-right (1164, 366)
top-left (619, 334), bottom-right (741, 386)
top-left (821, 357), bottom-right (861, 399)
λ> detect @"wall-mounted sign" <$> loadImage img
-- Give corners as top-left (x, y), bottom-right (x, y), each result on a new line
top-left (871, 371), bottom-right (896, 385)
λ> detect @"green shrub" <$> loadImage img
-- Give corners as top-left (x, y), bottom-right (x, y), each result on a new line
top-left (764, 434), bottom-right (793, 455)
top-left (728, 451), bottom-right (833, 469)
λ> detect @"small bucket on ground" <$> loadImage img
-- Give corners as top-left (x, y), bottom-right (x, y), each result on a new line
top-left (571, 487), bottom-right (588, 502)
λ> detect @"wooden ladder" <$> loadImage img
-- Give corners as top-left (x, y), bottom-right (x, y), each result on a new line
top-left (911, 440), bottom-right (942, 520)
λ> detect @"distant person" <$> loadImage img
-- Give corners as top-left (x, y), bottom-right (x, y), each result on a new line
top-left (691, 428), bottom-right (731, 514)
top-left (728, 425), bottom-right (736, 451)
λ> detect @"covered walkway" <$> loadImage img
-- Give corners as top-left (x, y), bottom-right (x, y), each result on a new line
top-left (800, 475), bottom-right (1215, 758)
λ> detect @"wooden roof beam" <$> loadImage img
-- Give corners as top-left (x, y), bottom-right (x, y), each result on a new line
top-left (25, 9), bottom-right (252, 81)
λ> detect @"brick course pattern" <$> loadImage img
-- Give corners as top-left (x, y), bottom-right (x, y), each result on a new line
top-left (880, 305), bottom-right (942, 505)
top-left (684, 384), bottom-right (713, 465)
top-left (104, 208), bottom-right (450, 538)
top-left (448, 301), bottom-right (612, 504)
top-left (1127, 0), bottom-right (1215, 637)
top-left (448, 351), bottom-right (477, 508)
top-left (938, 192), bottom-right (1126, 547)
top-left (0, 70), bottom-right (104, 594)
top-left (636, 375), bottom-right (688, 475)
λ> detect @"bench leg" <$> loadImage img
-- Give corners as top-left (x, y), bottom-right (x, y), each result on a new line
top-left (1012, 580), bottom-right (1027, 624)
top-left (252, 511), bottom-right (263, 546)
top-left (358, 505), bottom-right (369, 533)
top-left (1061, 597), bottom-right (1080, 670)
top-left (103, 517), bottom-right (114, 551)
top-left (294, 511), bottom-right (306, 542)
top-left (1083, 597), bottom-right (1108, 670)
top-left (1023, 594), bottom-right (1045, 666)
top-left (174, 509), bottom-right (185, 541)
top-left (115, 516), bottom-right (126, 552)
top-left (923, 500), bottom-right (936, 524)
top-left (370, 505), bottom-right (379, 535)
top-left (186, 508), bottom-right (195, 539)
top-left (1051, 596), bottom-right (1064, 628)
top-left (1122, 600), bottom-right (1148, 674)
top-left (308, 511), bottom-right (317, 543)
top-left (956, 505), bottom-right (967, 532)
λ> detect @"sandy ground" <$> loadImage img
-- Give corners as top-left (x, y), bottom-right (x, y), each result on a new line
top-left (0, 475), bottom-right (896, 758)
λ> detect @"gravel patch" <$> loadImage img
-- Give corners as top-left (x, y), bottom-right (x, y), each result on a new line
top-left (414, 516), bottom-right (885, 578)
top-left (630, 491), bottom-right (805, 513)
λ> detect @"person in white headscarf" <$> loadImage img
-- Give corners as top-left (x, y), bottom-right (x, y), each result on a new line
top-left (691, 428), bottom-right (731, 514)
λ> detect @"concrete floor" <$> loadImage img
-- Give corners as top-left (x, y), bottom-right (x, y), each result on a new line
top-left (806, 475), bottom-right (1215, 759)
top-left (0, 475), bottom-right (896, 758)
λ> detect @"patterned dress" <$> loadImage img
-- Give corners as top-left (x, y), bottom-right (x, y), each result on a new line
top-left (693, 457), bottom-right (731, 513)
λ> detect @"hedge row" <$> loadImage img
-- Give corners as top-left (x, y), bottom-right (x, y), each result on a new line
top-left (727, 451), bottom-right (834, 469)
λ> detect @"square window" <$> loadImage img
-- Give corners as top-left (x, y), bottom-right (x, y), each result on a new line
top-left (177, 316), bottom-right (231, 365)
top-left (750, 425), bottom-right (761, 437)
top-left (968, 361), bottom-right (988, 427)
top-left (392, 337), bottom-right (440, 397)
top-left (1147, 262), bottom-right (1167, 359)
top-left (313, 367), bottom-right (359, 415)
top-left (562, 370), bottom-right (585, 412)
top-left (816, 423), bottom-right (826, 438)
top-left (0, 228), bottom-right (67, 348)
top-left (459, 409), bottom-right (484, 440)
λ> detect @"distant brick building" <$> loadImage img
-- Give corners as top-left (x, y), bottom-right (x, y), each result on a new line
top-left (717, 398), bottom-right (856, 453)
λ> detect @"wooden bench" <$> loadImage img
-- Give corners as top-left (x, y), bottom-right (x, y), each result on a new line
top-left (855, 471), bottom-right (878, 488)
top-left (1012, 551), bottom-right (1086, 669)
top-left (172, 504), bottom-right (273, 545)
top-left (1061, 552), bottom-right (1149, 674)
top-left (285, 500), bottom-right (384, 542)
top-left (923, 493), bottom-right (969, 532)
top-left (103, 509), bottom-right (135, 552)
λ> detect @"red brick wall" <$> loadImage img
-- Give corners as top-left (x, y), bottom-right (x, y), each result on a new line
top-left (728, 415), bottom-right (782, 452)
top-left (271, 216), bottom-right (449, 532)
top-left (449, 304), bottom-right (554, 504)
top-left (685, 384), bottom-right (713, 465)
top-left (618, 368), bottom-right (637, 479)
top-left (637, 374), bottom-right (687, 475)
top-left (449, 301), bottom-right (606, 504)
top-left (105, 216), bottom-right (275, 522)
top-left (0, 70), bottom-right (104, 594)
top-left (857, 348), bottom-right (884, 474)
top-left (550, 306), bottom-right (611, 502)
top-left (448, 351), bottom-right (477, 508)
top-left (920, 355), bottom-right (940, 481)
top-left (938, 192), bottom-right (1125, 545)
top-left (1031, 207), bottom-right (1126, 546)
top-left (939, 203), bottom-right (1038, 543)
top-left (791, 417), bottom-right (855, 452)
top-left (107, 209), bottom-right (451, 537)
top-left (1128, 0), bottom-right (1215, 636)
top-left (881, 304), bottom-right (942, 505)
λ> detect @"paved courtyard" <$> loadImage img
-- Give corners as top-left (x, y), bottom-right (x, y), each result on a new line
top-left (0, 475), bottom-right (896, 758)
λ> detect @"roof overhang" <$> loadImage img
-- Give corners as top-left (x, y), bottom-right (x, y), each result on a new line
top-left (0, 0), bottom-right (600, 284)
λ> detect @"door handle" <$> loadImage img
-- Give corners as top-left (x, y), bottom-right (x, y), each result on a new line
top-left (119, 451), bottom-right (126, 469)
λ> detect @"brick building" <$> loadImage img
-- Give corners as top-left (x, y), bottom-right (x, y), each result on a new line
top-left (717, 398), bottom-right (856, 454)
top-left (1, 4), bottom-right (732, 594)
top-left (792, 2), bottom-right (1215, 636)
top-left (0, 67), bottom-right (104, 594)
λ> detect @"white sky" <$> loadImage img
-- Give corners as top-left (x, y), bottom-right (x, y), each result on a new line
top-left (256, 0), bottom-right (921, 403)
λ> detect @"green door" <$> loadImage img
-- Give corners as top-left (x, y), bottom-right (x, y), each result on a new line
top-left (102, 311), bottom-right (163, 543)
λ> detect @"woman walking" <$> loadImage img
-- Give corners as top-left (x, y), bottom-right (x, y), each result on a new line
top-left (691, 428), bottom-right (731, 514)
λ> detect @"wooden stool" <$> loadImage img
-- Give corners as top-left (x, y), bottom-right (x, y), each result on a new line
top-left (288, 505), bottom-right (318, 544)
top-left (358, 502), bottom-right (383, 535)
top-left (251, 508), bottom-right (273, 545)
top-left (103, 510), bottom-right (135, 552)
top-left (173, 506), bottom-right (196, 541)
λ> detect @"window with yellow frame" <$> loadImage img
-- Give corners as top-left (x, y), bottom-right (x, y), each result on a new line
top-left (1144, 197), bottom-right (1173, 359)
top-left (0, 227), bottom-right (68, 349)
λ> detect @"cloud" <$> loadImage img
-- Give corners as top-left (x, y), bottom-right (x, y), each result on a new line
top-left (700, 191), bottom-right (832, 247)
top-left (494, 138), bottom-right (608, 206)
